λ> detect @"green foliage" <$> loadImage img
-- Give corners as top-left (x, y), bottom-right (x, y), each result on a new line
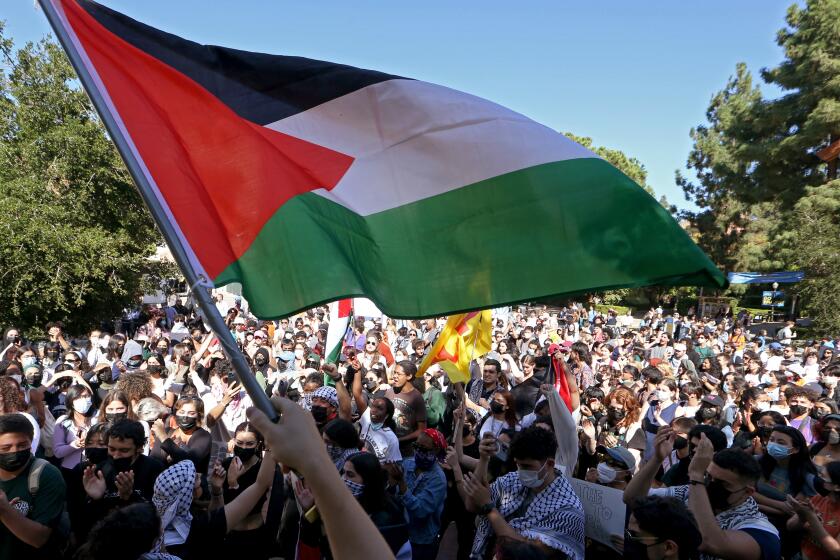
top-left (563, 132), bottom-right (655, 196)
top-left (0, 25), bottom-right (164, 335)
top-left (678, 0), bottom-right (840, 329)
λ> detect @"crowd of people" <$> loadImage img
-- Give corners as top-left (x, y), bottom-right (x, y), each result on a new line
top-left (0, 299), bottom-right (838, 560)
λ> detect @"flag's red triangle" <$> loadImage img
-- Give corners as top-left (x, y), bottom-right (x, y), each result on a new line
top-left (63, 0), bottom-right (354, 278)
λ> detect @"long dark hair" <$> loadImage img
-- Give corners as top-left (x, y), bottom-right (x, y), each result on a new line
top-left (372, 396), bottom-right (397, 432)
top-left (760, 425), bottom-right (817, 496)
top-left (345, 452), bottom-right (397, 515)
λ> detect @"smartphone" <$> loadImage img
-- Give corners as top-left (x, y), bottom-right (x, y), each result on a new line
top-left (210, 440), bottom-right (229, 465)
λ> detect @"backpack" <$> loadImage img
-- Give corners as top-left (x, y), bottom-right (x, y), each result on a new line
top-left (28, 458), bottom-right (71, 553)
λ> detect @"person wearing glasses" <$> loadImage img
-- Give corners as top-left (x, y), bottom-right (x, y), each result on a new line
top-left (624, 495), bottom-right (702, 559)
top-left (624, 427), bottom-right (780, 560)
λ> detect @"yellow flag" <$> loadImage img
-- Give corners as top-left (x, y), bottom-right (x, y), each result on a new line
top-left (417, 310), bottom-right (493, 384)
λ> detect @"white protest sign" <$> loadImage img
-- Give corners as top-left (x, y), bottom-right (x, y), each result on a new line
top-left (570, 479), bottom-right (626, 552)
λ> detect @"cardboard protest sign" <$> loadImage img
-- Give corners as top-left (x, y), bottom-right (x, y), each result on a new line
top-left (570, 479), bottom-right (626, 552)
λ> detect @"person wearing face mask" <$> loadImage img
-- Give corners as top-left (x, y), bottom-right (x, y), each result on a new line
top-left (586, 445), bottom-right (635, 490)
top-left (219, 422), bottom-right (277, 559)
top-left (352, 368), bottom-right (403, 464)
top-left (788, 386), bottom-right (818, 445)
top-left (812, 414), bottom-right (840, 477)
top-left (250, 347), bottom-right (273, 393)
top-left (787, 460), bottom-right (840, 560)
top-left (753, 426), bottom-right (817, 533)
top-left (643, 379), bottom-right (681, 461)
top-left (661, 425), bottom-right (728, 488)
top-left (624, 495), bottom-right (703, 560)
top-left (53, 385), bottom-right (98, 474)
top-left (119, 339), bottom-right (145, 374)
top-left (66, 423), bottom-right (110, 543)
top-left (296, 451), bottom-right (410, 558)
top-left (150, 396), bottom-right (211, 473)
top-left (383, 428), bottom-right (447, 560)
top-left (460, 426), bottom-right (584, 560)
top-left (322, 418), bottom-right (361, 472)
top-left (205, 359), bottom-right (254, 444)
top-left (624, 427), bottom-right (781, 560)
top-left (0, 413), bottom-right (66, 559)
top-left (79, 419), bottom-right (166, 536)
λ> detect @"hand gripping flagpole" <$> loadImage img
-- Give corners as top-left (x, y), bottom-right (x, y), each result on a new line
top-left (38, 0), bottom-right (279, 422)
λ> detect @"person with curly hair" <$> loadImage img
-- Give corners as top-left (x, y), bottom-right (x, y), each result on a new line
top-left (0, 376), bottom-right (40, 454)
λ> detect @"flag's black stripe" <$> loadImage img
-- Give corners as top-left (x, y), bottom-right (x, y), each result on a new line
top-left (77, 0), bottom-right (403, 125)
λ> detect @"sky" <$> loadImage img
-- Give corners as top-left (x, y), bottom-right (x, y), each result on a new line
top-left (1, 1), bottom-right (793, 210)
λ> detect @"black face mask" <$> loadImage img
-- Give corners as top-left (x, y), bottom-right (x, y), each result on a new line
top-left (126, 358), bottom-right (142, 368)
top-left (789, 405), bottom-right (808, 417)
top-left (233, 445), bottom-right (258, 462)
top-left (673, 436), bottom-right (688, 450)
top-left (623, 536), bottom-right (658, 560)
top-left (176, 415), bottom-right (198, 431)
top-left (608, 408), bottom-right (626, 422)
top-left (462, 425), bottom-right (473, 438)
top-left (110, 456), bottom-right (134, 473)
top-left (85, 447), bottom-right (109, 465)
top-left (754, 425), bottom-right (773, 441)
top-left (490, 401), bottom-right (505, 414)
top-left (147, 365), bottom-right (163, 375)
top-left (706, 479), bottom-right (734, 510)
top-left (698, 406), bottom-right (718, 420)
top-left (97, 369), bottom-right (112, 384)
top-left (254, 356), bottom-right (267, 366)
top-left (46, 351), bottom-right (60, 360)
top-left (0, 449), bottom-right (31, 472)
top-left (105, 412), bottom-right (127, 423)
top-left (812, 409), bottom-right (828, 420)
top-left (25, 374), bottom-right (43, 388)
top-left (311, 405), bottom-right (329, 423)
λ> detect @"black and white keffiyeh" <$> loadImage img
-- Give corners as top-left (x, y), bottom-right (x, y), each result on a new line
top-left (153, 460), bottom-right (195, 550)
top-left (655, 485), bottom-right (779, 560)
top-left (471, 469), bottom-right (585, 560)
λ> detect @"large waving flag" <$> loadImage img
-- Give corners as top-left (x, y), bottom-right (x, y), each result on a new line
top-left (44, 0), bottom-right (727, 319)
top-left (418, 311), bottom-right (493, 384)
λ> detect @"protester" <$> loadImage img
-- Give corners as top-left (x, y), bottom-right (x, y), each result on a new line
top-left (6, 301), bottom-right (840, 559)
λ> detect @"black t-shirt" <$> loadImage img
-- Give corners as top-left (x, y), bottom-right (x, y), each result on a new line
top-left (166, 506), bottom-right (227, 560)
top-left (221, 457), bottom-right (265, 517)
top-left (103, 454), bottom-right (166, 502)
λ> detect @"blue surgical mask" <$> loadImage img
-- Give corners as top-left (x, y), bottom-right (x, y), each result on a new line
top-left (767, 442), bottom-right (791, 459)
top-left (370, 421), bottom-right (384, 431)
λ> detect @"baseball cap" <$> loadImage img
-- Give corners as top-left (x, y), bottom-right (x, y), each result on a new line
top-left (768, 342), bottom-right (782, 350)
top-left (596, 445), bottom-right (637, 472)
top-left (701, 395), bottom-right (725, 408)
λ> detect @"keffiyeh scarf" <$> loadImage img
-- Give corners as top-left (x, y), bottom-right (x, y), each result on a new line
top-left (153, 460), bottom-right (195, 550)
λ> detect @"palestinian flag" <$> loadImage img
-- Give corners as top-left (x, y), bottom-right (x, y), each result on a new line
top-left (325, 299), bottom-right (352, 364)
top-left (45, 0), bottom-right (727, 319)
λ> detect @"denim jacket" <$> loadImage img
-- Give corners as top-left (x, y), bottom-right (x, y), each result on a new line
top-left (394, 457), bottom-right (447, 545)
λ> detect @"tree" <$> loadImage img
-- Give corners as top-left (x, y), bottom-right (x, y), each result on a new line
top-left (0, 25), bottom-right (165, 335)
top-left (564, 132), bottom-right (655, 196)
top-left (678, 0), bottom-right (840, 330)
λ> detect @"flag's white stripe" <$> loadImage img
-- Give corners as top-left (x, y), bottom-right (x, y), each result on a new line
top-left (325, 300), bottom-right (350, 362)
top-left (265, 78), bottom-right (597, 216)
top-left (50, 0), bottom-right (207, 280)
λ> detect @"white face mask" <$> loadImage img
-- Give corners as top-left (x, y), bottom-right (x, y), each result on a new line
top-left (294, 349), bottom-right (305, 359)
top-left (596, 462), bottom-right (618, 484)
top-left (517, 461), bottom-right (549, 489)
top-left (754, 401), bottom-right (770, 412)
top-left (21, 356), bottom-right (37, 369)
top-left (73, 397), bottom-right (93, 414)
top-left (657, 389), bottom-right (672, 402)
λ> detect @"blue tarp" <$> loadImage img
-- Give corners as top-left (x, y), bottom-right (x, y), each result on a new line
top-left (727, 271), bottom-right (805, 284)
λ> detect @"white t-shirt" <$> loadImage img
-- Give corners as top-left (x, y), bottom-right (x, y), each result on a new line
top-left (359, 408), bottom-right (402, 464)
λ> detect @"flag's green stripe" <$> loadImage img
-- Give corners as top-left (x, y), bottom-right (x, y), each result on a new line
top-left (215, 158), bottom-right (726, 318)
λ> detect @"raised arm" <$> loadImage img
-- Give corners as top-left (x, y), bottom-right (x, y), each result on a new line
top-left (623, 426), bottom-right (673, 505)
top-left (323, 364), bottom-right (352, 421)
top-left (247, 397), bottom-right (395, 560)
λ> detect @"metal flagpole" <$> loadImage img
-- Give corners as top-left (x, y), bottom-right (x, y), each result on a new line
top-left (38, 0), bottom-right (279, 422)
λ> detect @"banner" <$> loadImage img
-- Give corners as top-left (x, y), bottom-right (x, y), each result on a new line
top-left (569, 479), bottom-right (626, 552)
